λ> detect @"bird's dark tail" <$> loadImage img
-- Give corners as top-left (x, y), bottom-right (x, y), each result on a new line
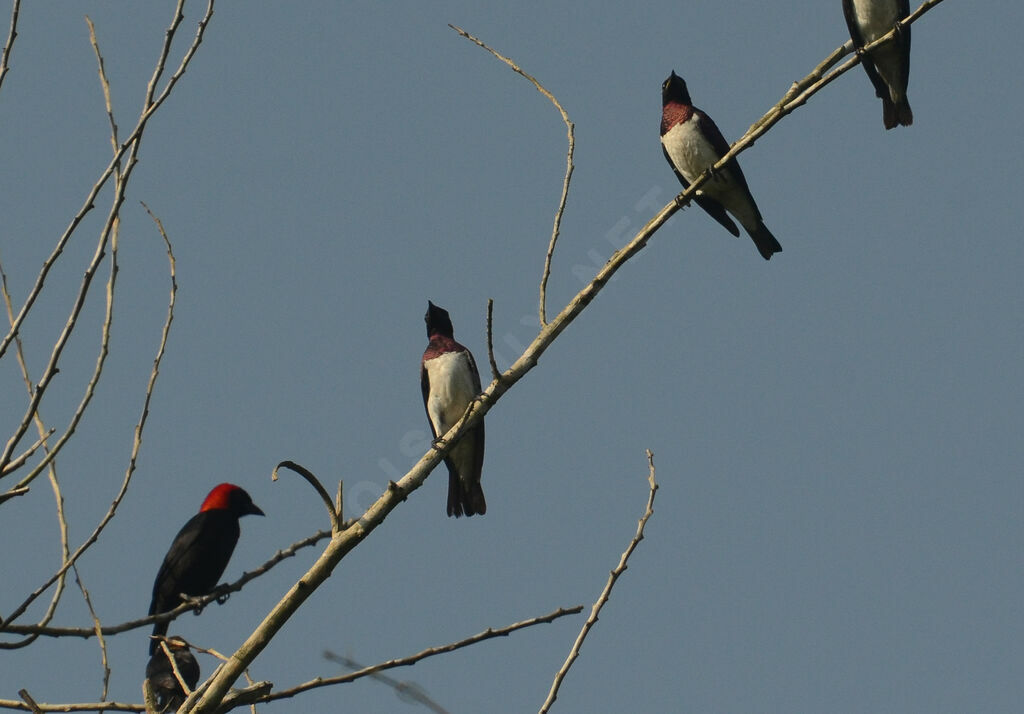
top-left (447, 474), bottom-right (487, 517)
top-left (749, 222), bottom-right (783, 261)
top-left (150, 619), bottom-right (168, 655)
top-left (883, 96), bottom-right (913, 129)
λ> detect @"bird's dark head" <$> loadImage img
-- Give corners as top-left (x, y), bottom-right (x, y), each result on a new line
top-left (425, 301), bottom-right (454, 339)
top-left (662, 71), bottom-right (691, 106)
top-left (199, 483), bottom-right (265, 517)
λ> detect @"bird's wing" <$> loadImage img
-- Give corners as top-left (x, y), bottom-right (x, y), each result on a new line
top-left (464, 349), bottom-right (485, 476)
top-left (420, 358), bottom-right (439, 439)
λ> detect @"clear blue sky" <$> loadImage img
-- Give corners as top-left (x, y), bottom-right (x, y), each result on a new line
top-left (2, 2), bottom-right (1021, 712)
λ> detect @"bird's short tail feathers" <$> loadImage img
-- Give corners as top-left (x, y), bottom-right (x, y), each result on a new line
top-left (883, 97), bottom-right (913, 129)
top-left (749, 222), bottom-right (783, 260)
top-left (447, 475), bottom-right (486, 517)
top-left (149, 620), bottom-right (168, 655)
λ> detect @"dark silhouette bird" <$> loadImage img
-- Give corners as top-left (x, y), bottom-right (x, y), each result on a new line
top-left (421, 301), bottom-right (486, 517)
top-left (842, 0), bottom-right (913, 129)
top-left (660, 71), bottom-right (782, 260)
top-left (145, 636), bottom-right (200, 712)
top-left (148, 483), bottom-right (263, 654)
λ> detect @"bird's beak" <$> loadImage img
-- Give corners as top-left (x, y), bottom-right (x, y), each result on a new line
top-left (247, 503), bottom-right (265, 517)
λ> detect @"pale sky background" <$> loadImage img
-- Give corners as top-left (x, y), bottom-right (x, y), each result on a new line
top-left (2, 2), bottom-right (1022, 712)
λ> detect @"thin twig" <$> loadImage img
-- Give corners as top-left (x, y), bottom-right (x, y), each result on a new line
top-left (272, 461), bottom-right (340, 533)
top-left (0, 206), bottom-right (175, 633)
top-left (0, 485), bottom-right (28, 504)
top-left (73, 565), bottom-right (110, 699)
top-left (0, 699), bottom-right (141, 713)
top-left (0, 429), bottom-right (54, 478)
top-left (0, 0), bottom-right (214, 374)
top-left (1, 528), bottom-right (332, 639)
top-left (450, 25), bottom-right (577, 327)
top-left (539, 451), bottom-right (658, 713)
top-left (448, 24), bottom-right (574, 328)
top-left (1, 2), bottom-right (194, 483)
top-left (85, 16), bottom-right (119, 152)
top-left (255, 606), bottom-right (583, 706)
top-left (0, 0), bottom-right (20, 94)
top-left (323, 652), bottom-right (449, 714)
top-left (0, 263), bottom-right (69, 651)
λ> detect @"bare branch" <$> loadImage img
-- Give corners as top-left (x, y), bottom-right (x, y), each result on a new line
top-left (272, 461), bottom-right (341, 534)
top-left (254, 606), bottom-right (583, 707)
top-left (0, 207), bottom-right (175, 632)
top-left (323, 652), bottom-right (449, 714)
top-left (0, 0), bottom-right (20, 94)
top-left (539, 451), bottom-right (658, 713)
top-left (0, 429), bottom-right (54, 478)
top-left (448, 24), bottom-right (574, 328)
top-left (85, 16), bottom-right (119, 151)
top-left (0, 699), bottom-right (141, 713)
top-left (0, 257), bottom-right (72, 650)
top-left (72, 565), bottom-right (110, 700)
top-left (0, 0), bottom-right (215, 368)
top-left (0, 485), bottom-right (28, 504)
top-left (1, 528), bottom-right (332, 640)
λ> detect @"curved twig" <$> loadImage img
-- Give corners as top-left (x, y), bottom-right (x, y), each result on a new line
top-left (273, 461), bottom-right (341, 534)
top-left (448, 24), bottom-right (574, 328)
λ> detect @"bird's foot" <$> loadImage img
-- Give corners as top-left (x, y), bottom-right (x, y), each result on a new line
top-left (180, 593), bottom-right (208, 614)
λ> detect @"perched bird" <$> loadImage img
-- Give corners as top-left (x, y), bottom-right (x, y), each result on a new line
top-left (421, 301), bottom-right (486, 517)
top-left (148, 483), bottom-right (264, 654)
top-left (842, 0), bottom-right (913, 129)
top-left (145, 636), bottom-right (200, 712)
top-left (660, 71), bottom-right (782, 260)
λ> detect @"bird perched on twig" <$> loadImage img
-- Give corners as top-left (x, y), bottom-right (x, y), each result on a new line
top-left (148, 483), bottom-right (264, 654)
top-left (660, 71), bottom-right (782, 260)
top-left (842, 0), bottom-right (913, 129)
top-left (421, 301), bottom-right (486, 517)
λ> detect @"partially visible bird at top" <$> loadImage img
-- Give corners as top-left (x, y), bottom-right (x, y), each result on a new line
top-left (148, 483), bottom-right (264, 654)
top-left (842, 0), bottom-right (913, 129)
top-left (421, 301), bottom-right (486, 517)
top-left (660, 71), bottom-right (782, 260)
